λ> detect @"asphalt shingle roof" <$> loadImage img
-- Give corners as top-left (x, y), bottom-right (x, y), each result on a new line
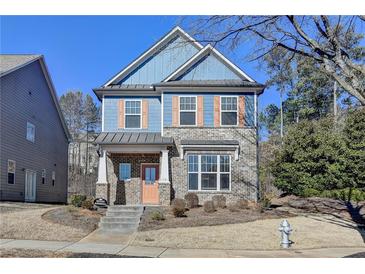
top-left (0, 55), bottom-right (41, 76)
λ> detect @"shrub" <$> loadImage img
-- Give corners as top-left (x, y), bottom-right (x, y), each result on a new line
top-left (227, 203), bottom-right (240, 212)
top-left (303, 188), bottom-right (321, 198)
top-left (70, 194), bottom-right (87, 207)
top-left (212, 195), bottom-right (226, 208)
top-left (203, 200), bottom-right (216, 213)
top-left (150, 211), bottom-right (165, 221)
top-left (171, 198), bottom-right (186, 217)
top-left (236, 199), bottom-right (249, 209)
top-left (184, 193), bottom-right (199, 208)
top-left (260, 196), bottom-right (272, 209)
top-left (320, 188), bottom-right (365, 202)
top-left (81, 198), bottom-right (94, 210)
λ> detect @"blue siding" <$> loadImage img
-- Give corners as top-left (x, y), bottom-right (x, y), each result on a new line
top-left (118, 36), bottom-right (199, 85)
top-left (163, 92), bottom-right (255, 127)
top-left (103, 96), bottom-right (161, 132)
top-left (179, 54), bottom-right (241, 81)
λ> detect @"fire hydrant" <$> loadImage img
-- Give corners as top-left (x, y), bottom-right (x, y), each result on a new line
top-left (279, 220), bottom-right (292, 248)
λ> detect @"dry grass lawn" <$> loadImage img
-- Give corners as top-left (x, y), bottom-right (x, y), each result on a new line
top-left (0, 206), bottom-right (94, 241)
top-left (132, 215), bottom-right (365, 250)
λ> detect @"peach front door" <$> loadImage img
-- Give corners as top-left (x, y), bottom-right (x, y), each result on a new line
top-left (142, 164), bottom-right (159, 205)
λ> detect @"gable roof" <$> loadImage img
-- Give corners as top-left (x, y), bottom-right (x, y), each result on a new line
top-left (103, 26), bottom-right (203, 87)
top-left (0, 54), bottom-right (71, 141)
top-left (163, 44), bottom-right (255, 82)
top-left (0, 54), bottom-right (42, 77)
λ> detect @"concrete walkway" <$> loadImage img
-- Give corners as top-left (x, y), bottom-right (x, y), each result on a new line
top-left (1, 237), bottom-right (364, 257)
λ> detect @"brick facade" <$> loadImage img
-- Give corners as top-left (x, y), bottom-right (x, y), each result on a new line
top-left (164, 127), bottom-right (258, 203)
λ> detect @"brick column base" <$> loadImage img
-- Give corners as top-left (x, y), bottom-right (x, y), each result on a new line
top-left (96, 184), bottom-right (109, 204)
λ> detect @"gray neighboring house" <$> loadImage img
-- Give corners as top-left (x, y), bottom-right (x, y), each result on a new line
top-left (0, 54), bottom-right (71, 203)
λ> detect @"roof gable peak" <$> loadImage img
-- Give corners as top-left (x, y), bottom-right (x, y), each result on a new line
top-left (103, 26), bottom-right (203, 87)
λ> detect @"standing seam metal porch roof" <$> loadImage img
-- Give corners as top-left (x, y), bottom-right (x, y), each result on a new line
top-left (95, 132), bottom-right (173, 145)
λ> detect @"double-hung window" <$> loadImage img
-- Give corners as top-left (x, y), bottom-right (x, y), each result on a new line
top-left (41, 169), bottom-right (46, 184)
top-left (179, 96), bottom-right (196, 126)
top-left (221, 97), bottom-right (238, 126)
top-left (188, 155), bottom-right (231, 191)
top-left (125, 100), bottom-right (141, 128)
top-left (26, 122), bottom-right (35, 142)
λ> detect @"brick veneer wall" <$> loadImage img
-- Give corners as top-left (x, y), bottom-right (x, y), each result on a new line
top-left (164, 127), bottom-right (258, 203)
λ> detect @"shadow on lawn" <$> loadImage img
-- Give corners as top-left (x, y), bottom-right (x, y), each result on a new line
top-left (306, 201), bottom-right (365, 244)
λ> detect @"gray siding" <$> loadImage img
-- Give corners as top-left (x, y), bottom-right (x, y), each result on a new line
top-left (0, 61), bottom-right (68, 203)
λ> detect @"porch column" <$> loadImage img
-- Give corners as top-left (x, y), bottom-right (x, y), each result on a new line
top-left (96, 149), bottom-right (108, 184)
top-left (159, 149), bottom-right (170, 183)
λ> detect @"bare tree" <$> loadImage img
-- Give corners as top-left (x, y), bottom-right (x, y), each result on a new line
top-left (186, 16), bottom-right (365, 105)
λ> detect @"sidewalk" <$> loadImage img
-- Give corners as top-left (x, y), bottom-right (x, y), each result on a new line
top-left (1, 238), bottom-right (364, 258)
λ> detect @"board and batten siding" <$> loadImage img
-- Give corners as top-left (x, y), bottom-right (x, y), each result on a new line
top-left (103, 96), bottom-right (161, 132)
top-left (0, 61), bottom-right (68, 203)
top-left (117, 36), bottom-right (199, 85)
top-left (163, 92), bottom-right (256, 127)
top-left (178, 54), bottom-right (241, 81)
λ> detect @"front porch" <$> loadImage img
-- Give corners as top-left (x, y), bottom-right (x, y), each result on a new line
top-left (94, 132), bottom-right (173, 206)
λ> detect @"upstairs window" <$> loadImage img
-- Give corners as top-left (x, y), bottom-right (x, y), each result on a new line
top-left (179, 96), bottom-right (196, 126)
top-left (119, 163), bottom-right (131, 181)
top-left (125, 100), bottom-right (141, 128)
top-left (26, 122), bottom-right (35, 142)
top-left (221, 97), bottom-right (238, 126)
top-left (8, 160), bottom-right (16, 184)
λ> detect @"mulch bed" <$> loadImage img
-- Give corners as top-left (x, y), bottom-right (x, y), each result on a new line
top-left (42, 206), bottom-right (104, 232)
top-left (139, 206), bottom-right (295, 231)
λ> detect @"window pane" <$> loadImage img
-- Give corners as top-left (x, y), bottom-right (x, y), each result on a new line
top-left (125, 115), bottom-right (140, 128)
top-left (220, 174), bottom-right (230, 190)
top-left (8, 173), bottom-right (15, 184)
top-left (201, 174), bottom-right (217, 190)
top-left (188, 173), bottom-right (198, 190)
top-left (201, 155), bottom-right (217, 172)
top-left (221, 97), bottom-right (237, 111)
top-left (221, 112), bottom-right (237, 125)
top-left (188, 155), bottom-right (198, 172)
top-left (125, 101), bottom-right (141, 114)
top-left (180, 112), bottom-right (196, 125)
top-left (180, 97), bottom-right (196, 110)
top-left (119, 163), bottom-right (131, 180)
top-left (220, 155), bottom-right (230, 172)
top-left (145, 168), bottom-right (151, 181)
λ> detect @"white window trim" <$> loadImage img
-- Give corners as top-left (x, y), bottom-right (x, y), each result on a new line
top-left (124, 99), bottom-right (142, 129)
top-left (7, 160), bottom-right (16, 185)
top-left (220, 96), bottom-right (239, 127)
top-left (179, 96), bottom-right (197, 126)
top-left (188, 154), bottom-right (231, 192)
top-left (26, 122), bottom-right (35, 142)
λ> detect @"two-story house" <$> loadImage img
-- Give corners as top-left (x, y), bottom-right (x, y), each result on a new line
top-left (0, 55), bottom-right (70, 203)
top-left (93, 27), bottom-right (265, 206)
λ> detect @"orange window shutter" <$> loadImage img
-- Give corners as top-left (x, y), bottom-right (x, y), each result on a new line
top-left (197, 96), bottom-right (204, 127)
top-left (118, 99), bottom-right (125, 128)
top-left (214, 96), bottom-right (220, 127)
top-left (142, 100), bottom-right (149, 129)
top-left (239, 96), bottom-right (245, 127)
top-left (172, 96), bottom-right (179, 127)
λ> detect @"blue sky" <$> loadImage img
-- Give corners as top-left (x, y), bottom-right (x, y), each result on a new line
top-left (0, 16), bottom-right (277, 111)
